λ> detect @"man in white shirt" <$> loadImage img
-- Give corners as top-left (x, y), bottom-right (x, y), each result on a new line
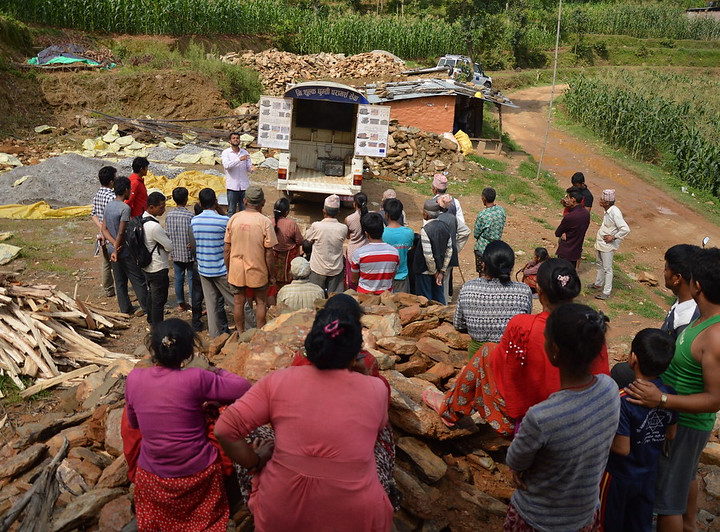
top-left (431, 173), bottom-right (467, 236)
top-left (143, 192), bottom-right (173, 326)
top-left (305, 195), bottom-right (348, 295)
top-left (221, 132), bottom-right (253, 216)
top-left (662, 244), bottom-right (701, 339)
top-left (593, 189), bottom-right (630, 300)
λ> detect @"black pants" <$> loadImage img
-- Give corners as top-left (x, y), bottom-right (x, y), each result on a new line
top-left (144, 269), bottom-right (169, 326)
top-left (111, 253), bottom-right (149, 315)
top-left (190, 262), bottom-right (206, 331)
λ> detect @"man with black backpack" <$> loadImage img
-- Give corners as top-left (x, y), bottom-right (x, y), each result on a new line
top-left (137, 192), bottom-right (173, 326)
top-left (101, 176), bottom-right (148, 317)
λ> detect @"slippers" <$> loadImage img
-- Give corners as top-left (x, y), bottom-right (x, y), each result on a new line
top-left (422, 388), bottom-right (455, 427)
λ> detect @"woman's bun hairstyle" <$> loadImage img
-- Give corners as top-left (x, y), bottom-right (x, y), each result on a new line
top-left (482, 240), bottom-right (515, 284)
top-left (304, 308), bottom-right (362, 370)
top-left (537, 258), bottom-right (581, 303)
top-left (546, 303), bottom-right (608, 376)
top-left (147, 318), bottom-right (197, 368)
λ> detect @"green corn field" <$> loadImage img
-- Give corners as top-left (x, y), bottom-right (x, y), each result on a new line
top-left (564, 70), bottom-right (720, 196)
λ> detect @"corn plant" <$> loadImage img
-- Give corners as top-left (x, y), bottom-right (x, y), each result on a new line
top-left (565, 70), bottom-right (720, 196)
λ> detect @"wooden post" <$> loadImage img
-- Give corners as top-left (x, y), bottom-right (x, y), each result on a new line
top-left (496, 103), bottom-right (503, 153)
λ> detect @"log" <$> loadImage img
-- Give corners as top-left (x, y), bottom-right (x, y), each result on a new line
top-left (0, 438), bottom-right (68, 532)
top-left (22, 313), bottom-right (59, 377)
top-left (20, 365), bottom-right (99, 398)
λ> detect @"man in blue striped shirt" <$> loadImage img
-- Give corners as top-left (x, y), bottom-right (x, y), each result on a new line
top-left (190, 188), bottom-right (236, 337)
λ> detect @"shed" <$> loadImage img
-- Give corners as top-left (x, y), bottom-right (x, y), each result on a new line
top-left (363, 78), bottom-right (517, 151)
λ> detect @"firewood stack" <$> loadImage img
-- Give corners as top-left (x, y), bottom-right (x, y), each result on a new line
top-left (0, 279), bottom-right (133, 397)
top-left (220, 49), bottom-right (406, 95)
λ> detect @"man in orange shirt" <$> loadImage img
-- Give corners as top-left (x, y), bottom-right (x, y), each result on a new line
top-left (126, 157), bottom-right (149, 217)
top-left (224, 185), bottom-right (277, 332)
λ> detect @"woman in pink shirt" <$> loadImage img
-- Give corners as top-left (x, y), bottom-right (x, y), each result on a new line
top-left (215, 306), bottom-right (392, 532)
top-left (124, 319), bottom-right (251, 532)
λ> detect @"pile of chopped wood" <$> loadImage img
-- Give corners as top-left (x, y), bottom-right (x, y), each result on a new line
top-left (0, 278), bottom-right (134, 398)
top-left (220, 49), bottom-right (406, 95)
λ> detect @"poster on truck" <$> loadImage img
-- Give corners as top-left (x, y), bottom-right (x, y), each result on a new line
top-left (354, 104), bottom-right (391, 158)
top-left (257, 96), bottom-right (293, 150)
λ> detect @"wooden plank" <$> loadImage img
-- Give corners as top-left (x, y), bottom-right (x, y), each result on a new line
top-left (0, 323), bottom-right (51, 377)
top-left (20, 365), bottom-right (99, 398)
top-left (22, 313), bottom-right (59, 377)
top-left (0, 349), bottom-right (25, 389)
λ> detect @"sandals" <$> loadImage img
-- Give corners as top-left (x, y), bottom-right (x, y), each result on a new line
top-left (422, 388), bottom-right (455, 427)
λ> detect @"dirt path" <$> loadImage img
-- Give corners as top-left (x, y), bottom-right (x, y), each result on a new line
top-left (504, 85), bottom-right (720, 265)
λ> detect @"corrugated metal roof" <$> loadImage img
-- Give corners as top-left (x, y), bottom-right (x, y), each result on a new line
top-left (363, 78), bottom-right (517, 108)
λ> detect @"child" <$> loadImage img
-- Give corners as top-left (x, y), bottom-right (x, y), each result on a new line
top-left (516, 247), bottom-right (548, 293)
top-left (505, 303), bottom-right (620, 531)
top-left (600, 328), bottom-right (676, 532)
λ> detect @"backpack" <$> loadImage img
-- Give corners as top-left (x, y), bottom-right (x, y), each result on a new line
top-left (125, 216), bottom-right (158, 269)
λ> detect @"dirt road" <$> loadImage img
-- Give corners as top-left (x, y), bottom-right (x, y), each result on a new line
top-left (503, 85), bottom-right (720, 265)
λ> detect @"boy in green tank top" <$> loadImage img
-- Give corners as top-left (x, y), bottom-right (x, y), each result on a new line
top-left (626, 248), bottom-right (720, 532)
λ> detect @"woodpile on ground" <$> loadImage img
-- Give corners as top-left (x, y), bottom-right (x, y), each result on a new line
top-left (220, 49), bottom-right (406, 95)
top-left (4, 291), bottom-right (720, 529)
top-left (0, 276), bottom-right (135, 399)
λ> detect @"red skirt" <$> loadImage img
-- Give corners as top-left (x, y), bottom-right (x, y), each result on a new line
top-left (134, 463), bottom-right (228, 532)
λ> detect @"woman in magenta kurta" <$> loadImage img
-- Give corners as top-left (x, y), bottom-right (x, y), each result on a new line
top-left (215, 307), bottom-right (392, 532)
top-left (125, 318), bottom-right (252, 532)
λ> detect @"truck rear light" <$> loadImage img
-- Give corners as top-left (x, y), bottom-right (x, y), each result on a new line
top-left (278, 168), bottom-right (287, 180)
top-left (353, 173), bottom-right (362, 186)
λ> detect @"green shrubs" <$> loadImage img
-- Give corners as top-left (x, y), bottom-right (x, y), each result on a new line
top-left (0, 13), bottom-right (32, 53)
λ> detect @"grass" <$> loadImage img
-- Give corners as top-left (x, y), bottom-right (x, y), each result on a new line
top-left (111, 40), bottom-right (262, 106)
top-left (605, 268), bottom-right (666, 320)
top-left (405, 169), bottom-right (537, 205)
top-left (466, 154), bottom-right (507, 173)
top-left (518, 160), bottom-right (565, 202)
top-left (530, 216), bottom-right (555, 231)
top-left (0, 374), bottom-right (51, 404)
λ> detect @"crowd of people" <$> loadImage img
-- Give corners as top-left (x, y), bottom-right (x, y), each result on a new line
top-left (85, 144), bottom-right (720, 532)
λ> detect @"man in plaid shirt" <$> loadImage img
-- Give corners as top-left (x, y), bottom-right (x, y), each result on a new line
top-left (473, 187), bottom-right (506, 273)
top-left (166, 187), bottom-right (203, 331)
top-left (91, 166), bottom-right (117, 297)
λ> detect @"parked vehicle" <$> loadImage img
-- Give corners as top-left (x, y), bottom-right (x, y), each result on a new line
top-left (403, 55), bottom-right (492, 87)
top-left (257, 81), bottom-right (390, 204)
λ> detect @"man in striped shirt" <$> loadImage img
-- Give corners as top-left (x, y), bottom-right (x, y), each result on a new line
top-left (190, 188), bottom-right (235, 337)
top-left (350, 212), bottom-right (399, 295)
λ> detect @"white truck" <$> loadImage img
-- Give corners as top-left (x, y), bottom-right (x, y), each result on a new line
top-left (404, 55), bottom-right (492, 88)
top-left (257, 81), bottom-right (390, 204)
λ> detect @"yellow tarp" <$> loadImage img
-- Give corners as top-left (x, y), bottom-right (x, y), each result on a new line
top-left (0, 202), bottom-right (92, 219)
top-left (0, 170), bottom-right (225, 219)
top-left (454, 130), bottom-right (473, 156)
top-left (145, 171), bottom-right (226, 207)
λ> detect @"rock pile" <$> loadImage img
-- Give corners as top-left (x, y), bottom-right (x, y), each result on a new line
top-left (220, 49), bottom-right (406, 95)
top-left (210, 291), bottom-right (513, 529)
top-left (365, 121), bottom-right (469, 181)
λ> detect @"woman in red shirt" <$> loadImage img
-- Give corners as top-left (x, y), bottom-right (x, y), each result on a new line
top-left (424, 259), bottom-right (610, 435)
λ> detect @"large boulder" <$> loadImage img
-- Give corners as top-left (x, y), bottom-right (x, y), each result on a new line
top-left (218, 309), bottom-right (313, 381)
top-left (382, 370), bottom-right (477, 440)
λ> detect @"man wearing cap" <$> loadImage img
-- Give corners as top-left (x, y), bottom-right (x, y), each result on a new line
top-left (378, 189), bottom-right (406, 226)
top-left (413, 199), bottom-right (453, 304)
top-left (472, 187), bottom-right (506, 273)
top-left (224, 185), bottom-right (277, 331)
top-left (305, 194), bottom-right (348, 295)
top-left (277, 257), bottom-right (325, 311)
top-left (432, 173), bottom-right (467, 230)
top-left (593, 189), bottom-right (630, 300)
top-left (437, 193), bottom-right (471, 301)
top-left (221, 131), bottom-right (253, 217)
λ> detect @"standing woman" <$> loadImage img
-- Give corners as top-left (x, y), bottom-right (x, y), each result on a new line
top-left (269, 197), bottom-right (303, 305)
top-left (125, 319), bottom-right (251, 531)
top-left (344, 192), bottom-right (369, 289)
top-left (215, 307), bottom-right (392, 532)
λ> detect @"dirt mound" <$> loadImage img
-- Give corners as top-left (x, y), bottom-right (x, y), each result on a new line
top-left (222, 49), bottom-right (406, 95)
top-left (39, 70), bottom-right (232, 126)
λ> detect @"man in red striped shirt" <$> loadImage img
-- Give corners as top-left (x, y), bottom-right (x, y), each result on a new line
top-left (350, 212), bottom-right (399, 295)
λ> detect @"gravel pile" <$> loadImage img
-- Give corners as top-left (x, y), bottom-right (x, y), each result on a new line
top-left (0, 153), bottom-right (182, 208)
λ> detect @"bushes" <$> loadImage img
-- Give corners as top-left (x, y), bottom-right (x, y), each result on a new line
top-left (564, 71), bottom-right (720, 196)
top-left (0, 13), bottom-right (32, 54)
top-left (113, 41), bottom-right (262, 106)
